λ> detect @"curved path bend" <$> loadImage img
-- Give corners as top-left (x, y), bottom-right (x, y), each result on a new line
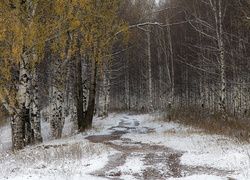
top-left (85, 115), bottom-right (235, 180)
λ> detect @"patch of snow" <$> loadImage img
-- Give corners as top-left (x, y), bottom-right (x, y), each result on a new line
top-left (120, 175), bottom-right (138, 180)
top-left (0, 124), bottom-right (12, 152)
top-left (181, 150), bottom-right (249, 171)
top-left (111, 127), bottom-right (128, 131)
top-left (109, 139), bottom-right (142, 148)
top-left (119, 153), bottom-right (145, 175)
top-left (106, 152), bottom-right (145, 178)
top-left (168, 174), bottom-right (227, 180)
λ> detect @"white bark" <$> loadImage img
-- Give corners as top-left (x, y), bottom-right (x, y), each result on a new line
top-left (50, 86), bottom-right (64, 139)
top-left (13, 54), bottom-right (30, 150)
top-left (30, 62), bottom-right (43, 143)
top-left (49, 31), bottom-right (72, 138)
top-left (10, 0), bottom-right (43, 151)
top-left (147, 30), bottom-right (153, 111)
top-left (213, 0), bottom-right (227, 119)
top-left (70, 95), bottom-right (78, 134)
top-left (124, 59), bottom-right (130, 109)
top-left (49, 59), bottom-right (66, 139)
top-left (98, 72), bottom-right (110, 118)
top-left (166, 18), bottom-right (175, 105)
top-left (82, 62), bottom-right (88, 113)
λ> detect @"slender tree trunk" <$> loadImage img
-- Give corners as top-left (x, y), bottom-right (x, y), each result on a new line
top-left (98, 70), bottom-right (110, 118)
top-left (50, 85), bottom-right (64, 139)
top-left (50, 86), bottom-right (57, 138)
top-left (147, 30), bottom-right (153, 111)
top-left (76, 55), bottom-right (85, 131)
top-left (157, 48), bottom-right (164, 109)
top-left (30, 62), bottom-right (43, 143)
top-left (124, 58), bottom-right (130, 110)
top-left (217, 0), bottom-right (227, 119)
top-left (166, 19), bottom-right (175, 105)
top-left (84, 49), bottom-right (97, 130)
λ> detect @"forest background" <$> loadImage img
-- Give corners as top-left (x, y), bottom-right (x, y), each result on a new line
top-left (0, 0), bottom-right (250, 151)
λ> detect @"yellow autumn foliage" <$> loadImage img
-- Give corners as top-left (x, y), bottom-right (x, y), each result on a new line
top-left (0, 0), bottom-right (130, 113)
top-left (0, 0), bottom-right (65, 111)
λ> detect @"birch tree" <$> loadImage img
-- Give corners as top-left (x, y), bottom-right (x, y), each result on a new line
top-left (0, 0), bottom-right (73, 150)
top-left (97, 63), bottom-right (111, 118)
top-left (210, 0), bottom-right (227, 119)
top-left (0, 0), bottom-right (48, 150)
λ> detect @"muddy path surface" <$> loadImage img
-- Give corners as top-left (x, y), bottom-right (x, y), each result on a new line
top-left (85, 115), bottom-right (235, 180)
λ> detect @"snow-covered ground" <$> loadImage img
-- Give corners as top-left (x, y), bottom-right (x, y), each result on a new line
top-left (0, 113), bottom-right (250, 179)
top-left (121, 114), bottom-right (250, 180)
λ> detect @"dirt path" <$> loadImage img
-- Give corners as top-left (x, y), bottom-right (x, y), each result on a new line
top-left (85, 116), bottom-right (235, 180)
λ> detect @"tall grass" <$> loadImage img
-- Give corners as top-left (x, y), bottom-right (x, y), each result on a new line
top-left (165, 105), bottom-right (250, 141)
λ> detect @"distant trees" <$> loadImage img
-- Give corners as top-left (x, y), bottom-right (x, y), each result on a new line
top-left (238, 0), bottom-right (250, 27)
top-left (110, 0), bottom-right (250, 119)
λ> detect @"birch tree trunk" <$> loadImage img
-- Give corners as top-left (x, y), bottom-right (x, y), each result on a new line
top-left (147, 30), bottom-right (153, 111)
top-left (48, 30), bottom-right (73, 138)
top-left (212, 0), bottom-right (227, 119)
top-left (11, 114), bottom-right (24, 151)
top-left (166, 18), bottom-right (175, 105)
top-left (12, 49), bottom-right (43, 149)
top-left (30, 62), bottom-right (43, 143)
top-left (124, 59), bottom-right (130, 110)
top-left (13, 54), bottom-right (30, 150)
top-left (11, 0), bottom-right (45, 150)
top-left (98, 71), bottom-right (110, 118)
top-left (49, 59), bottom-right (65, 139)
top-left (50, 85), bottom-right (64, 139)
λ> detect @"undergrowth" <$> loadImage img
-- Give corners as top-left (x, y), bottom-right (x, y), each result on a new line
top-left (109, 108), bottom-right (149, 115)
top-left (164, 106), bottom-right (250, 142)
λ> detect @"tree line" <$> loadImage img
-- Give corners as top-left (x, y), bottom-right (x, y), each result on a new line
top-left (0, 0), bottom-right (249, 151)
top-left (110, 0), bottom-right (250, 117)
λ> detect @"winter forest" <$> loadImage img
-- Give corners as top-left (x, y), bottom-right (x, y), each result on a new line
top-left (0, 0), bottom-right (250, 153)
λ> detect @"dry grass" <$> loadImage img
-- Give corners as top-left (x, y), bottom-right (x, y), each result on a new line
top-left (0, 139), bottom-right (114, 173)
top-left (109, 108), bottom-right (149, 115)
top-left (164, 106), bottom-right (250, 142)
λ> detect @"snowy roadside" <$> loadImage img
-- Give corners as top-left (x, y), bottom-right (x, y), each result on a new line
top-left (0, 114), bottom-right (121, 180)
top-left (0, 113), bottom-right (250, 179)
top-left (121, 114), bottom-right (250, 180)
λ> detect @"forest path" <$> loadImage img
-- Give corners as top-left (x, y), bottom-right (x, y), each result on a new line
top-left (85, 115), bottom-right (235, 180)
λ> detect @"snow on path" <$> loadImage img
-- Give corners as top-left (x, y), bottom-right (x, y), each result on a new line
top-left (0, 113), bottom-right (250, 179)
top-left (122, 114), bottom-right (250, 180)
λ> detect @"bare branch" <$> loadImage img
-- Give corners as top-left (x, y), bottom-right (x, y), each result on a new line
top-left (177, 55), bottom-right (219, 76)
top-left (129, 21), bottom-right (187, 29)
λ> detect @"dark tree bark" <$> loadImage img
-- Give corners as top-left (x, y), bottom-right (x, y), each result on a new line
top-left (84, 51), bottom-right (97, 130)
top-left (76, 55), bottom-right (85, 131)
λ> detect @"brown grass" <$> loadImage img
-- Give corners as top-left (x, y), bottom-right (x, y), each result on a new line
top-left (164, 106), bottom-right (250, 142)
top-left (109, 108), bottom-right (149, 115)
